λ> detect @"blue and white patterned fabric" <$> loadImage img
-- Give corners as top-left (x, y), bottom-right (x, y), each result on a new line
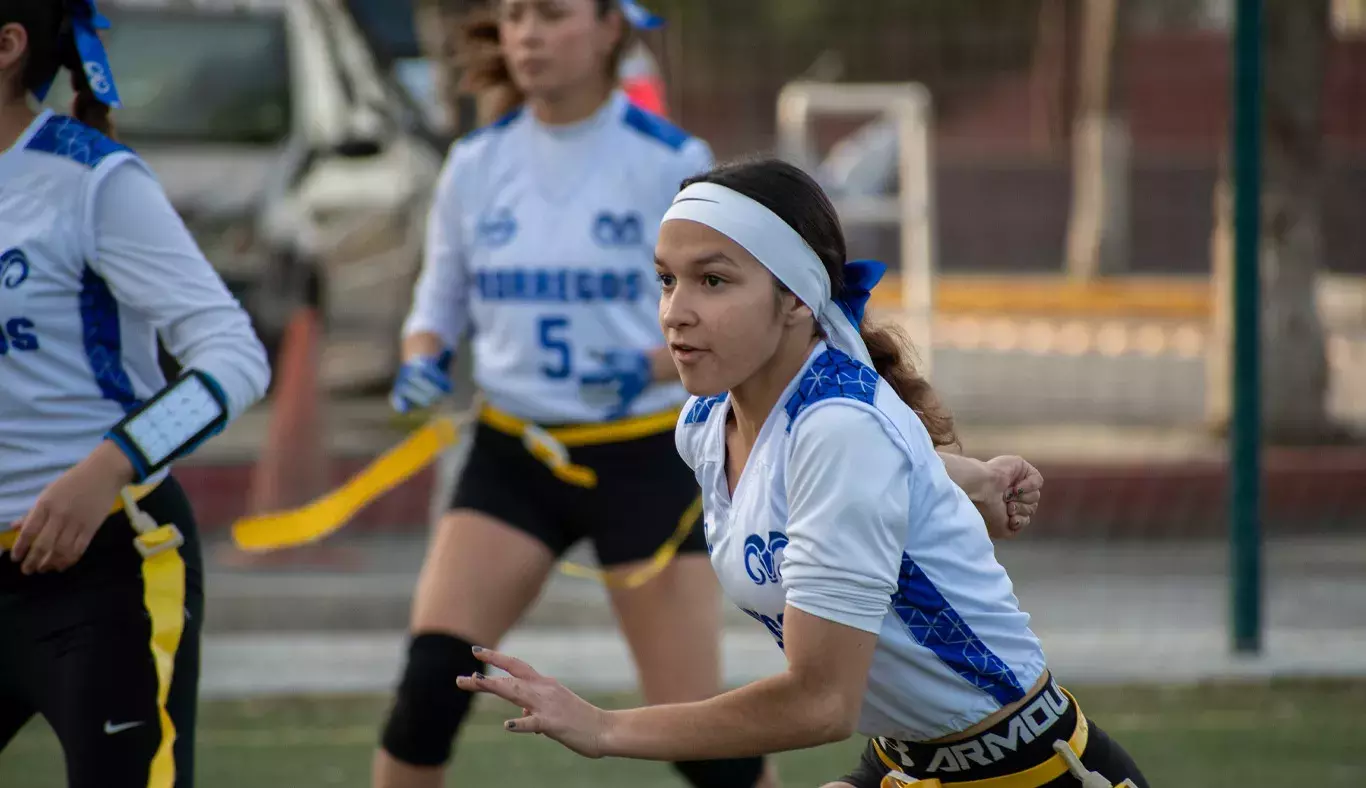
top-left (0, 110), bottom-right (268, 522)
top-left (675, 342), bottom-right (1046, 741)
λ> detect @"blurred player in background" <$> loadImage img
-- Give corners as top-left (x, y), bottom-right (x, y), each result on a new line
top-left (0, 2), bottom-right (271, 786)
top-left (377, 1), bottom-right (773, 784)
top-left (377, 2), bottom-right (1044, 788)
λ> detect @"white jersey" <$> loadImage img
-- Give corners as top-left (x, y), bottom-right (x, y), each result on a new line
top-left (402, 91), bottom-right (713, 423)
top-left (0, 110), bottom-right (270, 523)
top-left (676, 342), bottom-right (1046, 742)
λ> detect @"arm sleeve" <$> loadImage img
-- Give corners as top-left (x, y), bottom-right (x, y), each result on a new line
top-left (401, 146), bottom-right (471, 348)
top-left (781, 404), bottom-right (912, 634)
top-left (88, 162), bottom-right (270, 420)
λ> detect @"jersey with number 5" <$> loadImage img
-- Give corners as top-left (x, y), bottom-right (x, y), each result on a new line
top-left (402, 91), bottom-right (713, 424)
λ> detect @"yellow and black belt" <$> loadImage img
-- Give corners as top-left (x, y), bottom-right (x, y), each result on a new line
top-left (231, 401), bottom-right (694, 589)
top-left (1, 479), bottom-right (182, 560)
top-left (873, 689), bottom-right (1137, 788)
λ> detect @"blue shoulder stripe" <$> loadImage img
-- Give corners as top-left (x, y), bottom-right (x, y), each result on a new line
top-left (622, 104), bottom-right (690, 151)
top-left (26, 115), bottom-right (132, 169)
top-left (463, 106), bottom-right (524, 142)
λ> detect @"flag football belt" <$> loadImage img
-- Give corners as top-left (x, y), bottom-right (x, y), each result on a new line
top-left (477, 403), bottom-right (680, 489)
top-left (1, 479), bottom-right (181, 560)
top-left (230, 402), bottom-right (691, 589)
top-left (872, 688), bottom-right (1135, 788)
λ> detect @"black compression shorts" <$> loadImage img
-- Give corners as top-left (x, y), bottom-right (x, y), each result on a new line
top-left (448, 420), bottom-right (707, 567)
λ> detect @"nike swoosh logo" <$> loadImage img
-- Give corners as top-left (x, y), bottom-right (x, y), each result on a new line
top-left (104, 721), bottom-right (145, 735)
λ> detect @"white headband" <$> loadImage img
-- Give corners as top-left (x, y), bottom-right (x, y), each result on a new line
top-left (661, 181), bottom-right (882, 368)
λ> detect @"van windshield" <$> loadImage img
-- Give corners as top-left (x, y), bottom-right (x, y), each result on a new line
top-left (45, 8), bottom-right (291, 144)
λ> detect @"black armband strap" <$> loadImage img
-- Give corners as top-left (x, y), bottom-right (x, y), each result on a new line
top-left (106, 369), bottom-right (230, 483)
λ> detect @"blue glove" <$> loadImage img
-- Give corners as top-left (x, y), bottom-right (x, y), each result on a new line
top-left (390, 350), bottom-right (454, 414)
top-left (579, 349), bottom-right (653, 420)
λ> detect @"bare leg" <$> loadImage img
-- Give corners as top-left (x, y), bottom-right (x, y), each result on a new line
top-left (372, 509), bottom-right (557, 788)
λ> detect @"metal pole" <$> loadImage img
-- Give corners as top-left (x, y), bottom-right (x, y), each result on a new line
top-left (1230, 0), bottom-right (1263, 655)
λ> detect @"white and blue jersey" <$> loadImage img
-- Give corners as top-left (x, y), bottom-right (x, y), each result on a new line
top-left (676, 342), bottom-right (1046, 742)
top-left (402, 90), bottom-right (713, 424)
top-left (0, 110), bottom-right (270, 524)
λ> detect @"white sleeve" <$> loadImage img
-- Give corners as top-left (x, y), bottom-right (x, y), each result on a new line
top-left (781, 403), bottom-right (911, 634)
top-left (88, 162), bottom-right (270, 420)
top-left (401, 146), bottom-right (471, 348)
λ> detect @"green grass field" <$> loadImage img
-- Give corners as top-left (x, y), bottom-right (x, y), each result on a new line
top-left (2, 679), bottom-right (1363, 787)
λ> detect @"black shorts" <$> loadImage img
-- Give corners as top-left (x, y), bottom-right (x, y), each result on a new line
top-left (0, 476), bottom-right (203, 788)
top-left (839, 675), bottom-right (1149, 788)
top-left (449, 420), bottom-right (707, 567)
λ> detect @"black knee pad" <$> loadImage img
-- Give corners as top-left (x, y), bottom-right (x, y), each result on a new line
top-left (380, 632), bottom-right (485, 767)
top-left (673, 756), bottom-right (766, 788)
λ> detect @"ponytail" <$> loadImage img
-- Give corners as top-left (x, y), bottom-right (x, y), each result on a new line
top-left (456, 6), bottom-right (524, 125)
top-left (60, 27), bottom-right (115, 138)
top-left (858, 319), bottom-right (958, 450)
top-left (68, 67), bottom-right (114, 137)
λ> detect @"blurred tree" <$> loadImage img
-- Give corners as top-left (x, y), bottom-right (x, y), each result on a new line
top-left (1208, 0), bottom-right (1344, 443)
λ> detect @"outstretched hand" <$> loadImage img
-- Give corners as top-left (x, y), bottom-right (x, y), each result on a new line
top-left (456, 647), bottom-right (611, 759)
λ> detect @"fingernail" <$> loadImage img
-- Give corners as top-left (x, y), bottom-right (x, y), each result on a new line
top-left (505, 721), bottom-right (517, 730)
top-left (472, 672), bottom-right (485, 680)
top-left (471, 645), bottom-right (484, 653)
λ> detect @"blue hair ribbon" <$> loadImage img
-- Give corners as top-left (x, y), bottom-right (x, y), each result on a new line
top-left (834, 259), bottom-right (888, 327)
top-left (620, 0), bottom-right (665, 30)
top-left (33, 0), bottom-right (122, 109)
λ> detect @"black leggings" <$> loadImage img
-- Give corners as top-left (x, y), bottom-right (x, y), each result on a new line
top-left (0, 477), bottom-right (204, 788)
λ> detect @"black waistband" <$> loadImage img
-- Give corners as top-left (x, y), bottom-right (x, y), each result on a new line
top-left (876, 674), bottom-right (1078, 781)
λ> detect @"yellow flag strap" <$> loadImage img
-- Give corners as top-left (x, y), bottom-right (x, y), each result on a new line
top-left (477, 404), bottom-right (679, 490)
top-left (1, 479), bottom-right (164, 555)
top-left (227, 402), bottom-right (695, 590)
top-left (559, 495), bottom-right (702, 590)
top-left (231, 414), bottom-right (464, 552)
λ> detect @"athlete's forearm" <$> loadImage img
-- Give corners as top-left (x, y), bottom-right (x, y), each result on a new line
top-left (600, 671), bottom-right (853, 760)
top-left (937, 451), bottom-right (993, 504)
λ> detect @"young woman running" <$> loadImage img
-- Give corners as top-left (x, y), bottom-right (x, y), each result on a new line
top-left (380, 2), bottom-right (1045, 786)
top-left (454, 158), bottom-right (1149, 788)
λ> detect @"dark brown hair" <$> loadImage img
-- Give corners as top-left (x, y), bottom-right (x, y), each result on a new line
top-left (1, 1), bottom-right (115, 136)
top-left (458, 0), bottom-right (630, 123)
top-left (681, 157), bottom-right (959, 449)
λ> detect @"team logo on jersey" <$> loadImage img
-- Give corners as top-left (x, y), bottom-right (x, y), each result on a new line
top-left (0, 248), bottom-right (29, 289)
top-left (742, 609), bottom-right (786, 650)
top-left (476, 207), bottom-right (517, 248)
top-left (592, 211), bottom-right (644, 247)
top-left (743, 531), bottom-right (789, 586)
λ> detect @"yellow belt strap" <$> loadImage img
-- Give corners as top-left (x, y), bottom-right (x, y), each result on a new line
top-left (1, 479), bottom-right (163, 554)
top-left (872, 689), bottom-right (1091, 788)
top-left (478, 403), bottom-right (680, 489)
top-left (229, 403), bottom-right (693, 589)
top-left (232, 415), bottom-right (464, 552)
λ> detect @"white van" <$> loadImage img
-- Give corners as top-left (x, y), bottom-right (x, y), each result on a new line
top-left (49, 0), bottom-right (445, 390)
